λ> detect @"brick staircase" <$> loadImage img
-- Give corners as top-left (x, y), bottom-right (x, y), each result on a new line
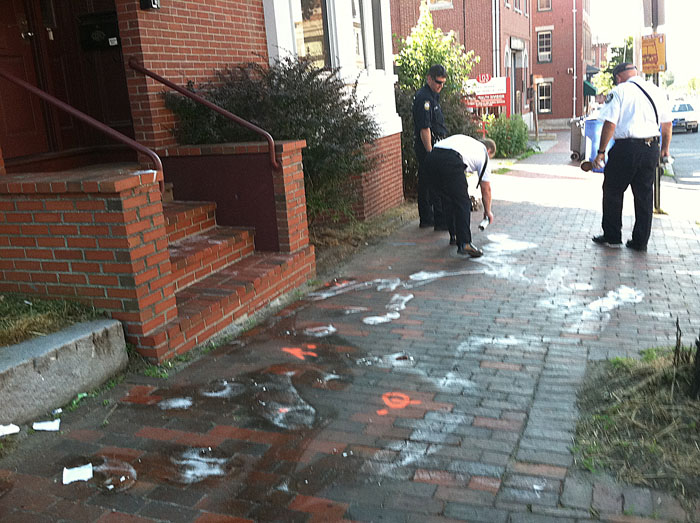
top-left (156, 199), bottom-right (315, 356)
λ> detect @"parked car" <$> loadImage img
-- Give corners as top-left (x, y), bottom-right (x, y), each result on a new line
top-left (671, 102), bottom-right (698, 133)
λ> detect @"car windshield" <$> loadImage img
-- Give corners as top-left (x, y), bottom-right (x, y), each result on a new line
top-left (672, 103), bottom-right (693, 112)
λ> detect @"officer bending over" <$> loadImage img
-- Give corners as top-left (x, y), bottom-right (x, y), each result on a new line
top-left (422, 135), bottom-right (496, 258)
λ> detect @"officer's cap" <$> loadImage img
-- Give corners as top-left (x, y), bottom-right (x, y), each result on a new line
top-left (612, 62), bottom-right (636, 78)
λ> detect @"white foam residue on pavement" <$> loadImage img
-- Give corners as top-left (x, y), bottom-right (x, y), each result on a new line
top-left (172, 448), bottom-right (228, 484)
top-left (362, 312), bottom-right (401, 325)
top-left (386, 293), bottom-right (414, 311)
top-left (483, 233), bottom-right (537, 253)
top-left (158, 397), bottom-right (193, 410)
top-left (303, 325), bottom-right (337, 337)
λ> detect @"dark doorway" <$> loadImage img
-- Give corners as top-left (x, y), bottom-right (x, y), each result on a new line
top-left (0, 0), bottom-right (133, 161)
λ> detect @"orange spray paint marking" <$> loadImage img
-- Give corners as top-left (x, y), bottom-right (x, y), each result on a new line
top-left (278, 408), bottom-right (290, 413)
top-left (282, 347), bottom-right (318, 360)
top-left (376, 391), bottom-right (421, 415)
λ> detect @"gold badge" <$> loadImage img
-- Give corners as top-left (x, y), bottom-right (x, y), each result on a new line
top-left (424, 101), bottom-right (430, 111)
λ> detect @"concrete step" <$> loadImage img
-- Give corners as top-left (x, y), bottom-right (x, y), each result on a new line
top-left (154, 246), bottom-right (315, 355)
top-left (168, 225), bottom-right (256, 291)
top-left (163, 201), bottom-right (217, 243)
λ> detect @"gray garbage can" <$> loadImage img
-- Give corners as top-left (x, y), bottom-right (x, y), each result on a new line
top-left (569, 117), bottom-right (586, 161)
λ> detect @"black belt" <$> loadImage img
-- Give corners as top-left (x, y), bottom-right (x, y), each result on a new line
top-left (616, 137), bottom-right (659, 145)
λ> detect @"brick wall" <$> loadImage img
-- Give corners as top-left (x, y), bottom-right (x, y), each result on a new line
top-left (0, 169), bottom-right (173, 356)
top-left (351, 133), bottom-right (404, 221)
top-left (272, 141), bottom-right (311, 253)
top-left (117, 0), bottom-right (269, 151)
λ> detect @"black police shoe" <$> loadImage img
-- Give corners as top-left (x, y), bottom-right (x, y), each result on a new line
top-left (457, 242), bottom-right (483, 258)
top-left (592, 235), bottom-right (622, 247)
top-left (626, 240), bottom-right (647, 252)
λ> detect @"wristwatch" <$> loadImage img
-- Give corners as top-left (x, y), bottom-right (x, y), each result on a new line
top-left (597, 149), bottom-right (606, 155)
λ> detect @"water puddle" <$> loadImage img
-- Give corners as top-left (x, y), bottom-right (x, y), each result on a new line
top-left (171, 448), bottom-right (229, 484)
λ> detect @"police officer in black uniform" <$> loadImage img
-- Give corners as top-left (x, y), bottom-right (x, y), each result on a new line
top-left (413, 64), bottom-right (449, 229)
top-left (592, 63), bottom-right (672, 252)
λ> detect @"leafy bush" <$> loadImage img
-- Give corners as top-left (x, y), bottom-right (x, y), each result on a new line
top-left (164, 56), bottom-right (379, 222)
top-left (486, 113), bottom-right (529, 158)
top-left (393, 2), bottom-right (479, 195)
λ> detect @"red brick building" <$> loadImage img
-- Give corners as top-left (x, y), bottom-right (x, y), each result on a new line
top-left (391, 0), bottom-right (533, 124)
top-left (0, 0), bottom-right (403, 361)
top-left (531, 0), bottom-right (595, 123)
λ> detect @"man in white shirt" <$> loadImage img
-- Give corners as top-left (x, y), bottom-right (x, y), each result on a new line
top-left (592, 62), bottom-right (672, 252)
top-left (422, 135), bottom-right (496, 258)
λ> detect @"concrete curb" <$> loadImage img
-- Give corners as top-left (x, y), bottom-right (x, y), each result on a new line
top-left (0, 319), bottom-right (127, 425)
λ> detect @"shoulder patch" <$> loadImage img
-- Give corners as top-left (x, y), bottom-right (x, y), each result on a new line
top-left (605, 92), bottom-right (613, 103)
top-left (424, 101), bottom-right (430, 111)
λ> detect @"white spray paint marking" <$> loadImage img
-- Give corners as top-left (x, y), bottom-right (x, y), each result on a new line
top-left (567, 285), bottom-right (644, 334)
top-left (303, 325), bottom-right (337, 337)
top-left (376, 278), bottom-right (402, 291)
top-left (387, 293), bottom-right (414, 311)
top-left (158, 397), bottom-right (193, 410)
top-left (172, 448), bottom-right (228, 484)
top-left (343, 306), bottom-right (370, 315)
top-left (199, 379), bottom-right (245, 399)
top-left (362, 311), bottom-right (401, 325)
top-left (484, 234), bottom-right (538, 253)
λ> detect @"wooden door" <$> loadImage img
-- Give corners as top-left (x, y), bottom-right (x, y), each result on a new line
top-left (0, 0), bottom-right (50, 158)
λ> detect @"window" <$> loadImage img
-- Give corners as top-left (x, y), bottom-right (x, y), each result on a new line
top-left (538, 82), bottom-right (552, 113)
top-left (538, 0), bottom-right (551, 10)
top-left (351, 0), bottom-right (366, 69)
top-left (294, 0), bottom-right (330, 68)
top-left (505, 0), bottom-right (511, 8)
top-left (514, 0), bottom-right (521, 11)
top-left (537, 31), bottom-right (552, 63)
top-left (371, 0), bottom-right (385, 70)
top-left (525, 0), bottom-right (529, 15)
top-left (428, 0), bottom-right (453, 9)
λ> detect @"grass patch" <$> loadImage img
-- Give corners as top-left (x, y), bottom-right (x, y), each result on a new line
top-left (575, 341), bottom-right (700, 508)
top-left (0, 294), bottom-right (103, 347)
top-left (492, 167), bottom-right (512, 175)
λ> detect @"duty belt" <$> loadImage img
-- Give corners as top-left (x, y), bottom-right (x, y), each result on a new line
top-left (616, 137), bottom-right (659, 146)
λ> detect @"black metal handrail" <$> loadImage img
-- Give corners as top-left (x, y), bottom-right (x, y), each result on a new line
top-left (0, 69), bottom-right (163, 175)
top-left (128, 58), bottom-right (280, 170)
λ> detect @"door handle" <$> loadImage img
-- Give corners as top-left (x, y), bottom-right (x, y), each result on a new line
top-left (21, 31), bottom-right (35, 39)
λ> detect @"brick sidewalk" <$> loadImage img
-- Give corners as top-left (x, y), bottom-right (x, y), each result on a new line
top-left (1, 149), bottom-right (699, 521)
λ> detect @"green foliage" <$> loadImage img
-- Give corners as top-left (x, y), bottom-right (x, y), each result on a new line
top-left (394, 2), bottom-right (479, 94)
top-left (392, 2), bottom-right (479, 194)
top-left (486, 114), bottom-right (529, 158)
top-left (164, 56), bottom-right (379, 222)
top-left (143, 365), bottom-right (169, 379)
top-left (592, 37), bottom-right (635, 96)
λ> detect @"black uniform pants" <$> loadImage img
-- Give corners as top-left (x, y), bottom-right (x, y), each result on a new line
top-left (602, 140), bottom-right (659, 246)
top-left (423, 149), bottom-right (472, 245)
top-left (416, 146), bottom-right (445, 227)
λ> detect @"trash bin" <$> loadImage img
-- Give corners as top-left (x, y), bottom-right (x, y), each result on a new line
top-left (584, 117), bottom-right (614, 172)
top-left (569, 117), bottom-right (585, 161)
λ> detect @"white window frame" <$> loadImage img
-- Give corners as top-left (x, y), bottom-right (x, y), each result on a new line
top-left (537, 31), bottom-right (552, 63)
top-left (514, 0), bottom-right (521, 12)
top-left (538, 82), bottom-right (552, 113)
top-left (538, 0), bottom-right (551, 11)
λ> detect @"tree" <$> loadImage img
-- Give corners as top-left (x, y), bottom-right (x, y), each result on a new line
top-left (661, 70), bottom-right (675, 88)
top-left (394, 1), bottom-right (479, 95)
top-left (591, 37), bottom-right (634, 96)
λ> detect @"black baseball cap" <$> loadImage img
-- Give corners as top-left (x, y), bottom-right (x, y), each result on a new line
top-left (612, 62), bottom-right (636, 83)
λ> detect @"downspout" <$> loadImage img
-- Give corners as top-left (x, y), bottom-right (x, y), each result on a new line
top-left (493, 0), bottom-right (501, 77)
top-left (572, 0), bottom-right (577, 118)
top-left (463, 0), bottom-right (467, 52)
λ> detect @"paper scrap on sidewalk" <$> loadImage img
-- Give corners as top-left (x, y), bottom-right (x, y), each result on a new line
top-left (0, 424), bottom-right (20, 437)
top-left (33, 419), bottom-right (61, 431)
top-left (62, 463), bottom-right (93, 484)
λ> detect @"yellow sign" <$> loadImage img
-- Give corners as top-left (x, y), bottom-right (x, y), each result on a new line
top-left (641, 33), bottom-right (666, 74)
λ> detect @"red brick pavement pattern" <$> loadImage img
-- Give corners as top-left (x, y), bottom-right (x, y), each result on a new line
top-left (1, 162), bottom-right (698, 521)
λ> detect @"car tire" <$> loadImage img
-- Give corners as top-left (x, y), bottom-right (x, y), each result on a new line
top-left (693, 127), bottom-right (698, 133)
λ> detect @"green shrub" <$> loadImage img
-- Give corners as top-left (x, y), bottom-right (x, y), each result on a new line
top-left (164, 57), bottom-right (379, 222)
top-left (486, 114), bottom-right (529, 158)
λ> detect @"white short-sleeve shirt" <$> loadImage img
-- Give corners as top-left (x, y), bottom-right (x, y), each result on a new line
top-left (434, 134), bottom-right (491, 183)
top-left (597, 76), bottom-right (672, 139)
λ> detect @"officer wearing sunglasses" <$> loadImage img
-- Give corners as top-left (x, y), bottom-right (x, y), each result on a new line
top-left (413, 64), bottom-right (449, 230)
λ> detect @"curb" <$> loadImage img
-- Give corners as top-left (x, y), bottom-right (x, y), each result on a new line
top-left (0, 319), bottom-right (127, 425)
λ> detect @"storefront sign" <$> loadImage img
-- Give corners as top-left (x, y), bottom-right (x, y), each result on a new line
top-left (464, 76), bottom-right (510, 111)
